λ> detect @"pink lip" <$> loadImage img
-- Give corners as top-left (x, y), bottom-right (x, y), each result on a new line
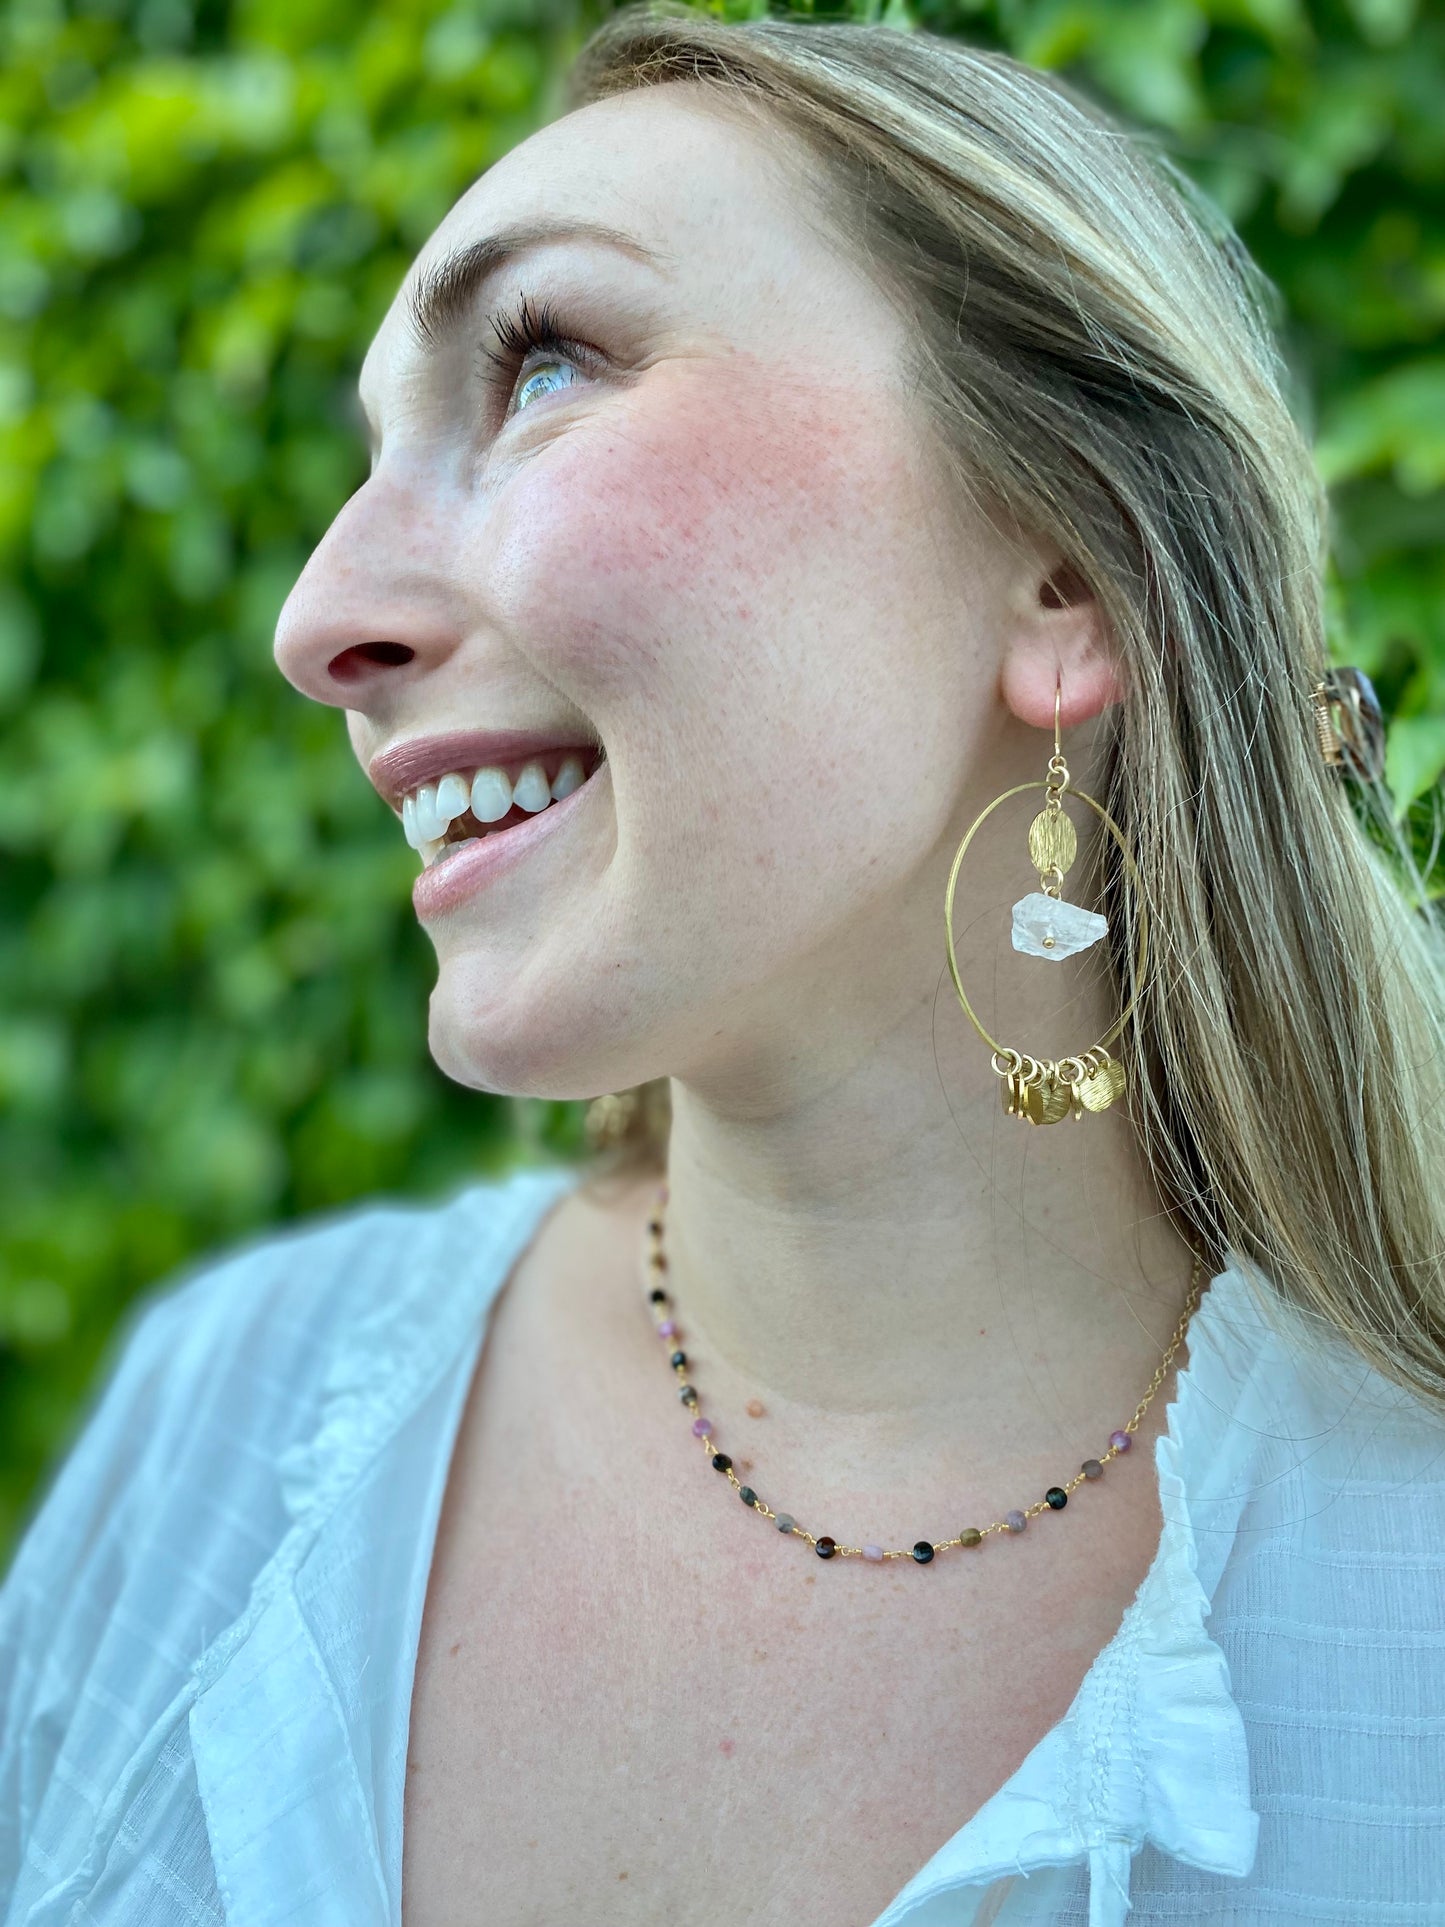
top-left (411, 755), bottom-right (608, 920)
top-left (368, 727), bottom-right (603, 812)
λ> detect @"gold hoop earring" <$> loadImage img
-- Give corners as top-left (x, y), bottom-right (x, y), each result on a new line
top-left (943, 677), bottom-right (1148, 1125)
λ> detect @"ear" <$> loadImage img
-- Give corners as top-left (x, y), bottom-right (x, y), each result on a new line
top-left (998, 554), bottom-right (1127, 732)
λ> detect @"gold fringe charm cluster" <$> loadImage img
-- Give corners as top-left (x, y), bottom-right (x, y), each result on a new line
top-left (945, 683), bottom-right (1147, 1128)
top-left (583, 1089), bottom-right (639, 1151)
top-left (996, 1045), bottom-right (1127, 1125)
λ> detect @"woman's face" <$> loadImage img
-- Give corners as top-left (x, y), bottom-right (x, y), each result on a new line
top-left (274, 83), bottom-right (1028, 1104)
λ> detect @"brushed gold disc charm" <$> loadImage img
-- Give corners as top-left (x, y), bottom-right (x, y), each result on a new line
top-left (1027, 806), bottom-right (1077, 883)
top-left (1077, 1055), bottom-right (1127, 1112)
top-left (1020, 1070), bottom-right (1073, 1126)
top-left (1002, 1061), bottom-right (1034, 1117)
top-left (1037, 1076), bottom-right (1074, 1125)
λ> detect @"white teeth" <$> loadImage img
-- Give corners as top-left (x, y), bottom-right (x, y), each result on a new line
top-left (512, 760), bottom-right (551, 813)
top-left (435, 771), bottom-right (471, 824)
top-left (550, 753), bottom-right (584, 800)
top-left (413, 782), bottom-right (446, 842)
top-left (471, 767), bottom-right (513, 822)
top-left (399, 747), bottom-right (600, 860)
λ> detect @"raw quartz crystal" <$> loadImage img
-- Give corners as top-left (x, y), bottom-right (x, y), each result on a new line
top-left (1011, 890), bottom-right (1108, 961)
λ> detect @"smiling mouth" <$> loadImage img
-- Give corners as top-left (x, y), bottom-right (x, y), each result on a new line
top-left (400, 745), bottom-right (608, 867)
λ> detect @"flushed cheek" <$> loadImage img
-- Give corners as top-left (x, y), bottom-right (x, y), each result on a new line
top-left (484, 353), bottom-right (918, 696)
top-left (478, 355), bottom-right (930, 857)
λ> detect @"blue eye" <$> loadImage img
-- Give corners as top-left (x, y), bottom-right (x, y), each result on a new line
top-left (514, 360), bottom-right (582, 411)
top-left (480, 291), bottom-right (601, 418)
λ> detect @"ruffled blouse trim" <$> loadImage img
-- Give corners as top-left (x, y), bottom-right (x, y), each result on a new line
top-left (874, 1255), bottom-right (1275, 1925)
top-left (190, 1164), bottom-right (582, 1697)
top-left (183, 1164), bottom-right (585, 1927)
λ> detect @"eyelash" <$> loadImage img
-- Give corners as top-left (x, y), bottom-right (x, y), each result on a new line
top-left (478, 291), bottom-right (601, 414)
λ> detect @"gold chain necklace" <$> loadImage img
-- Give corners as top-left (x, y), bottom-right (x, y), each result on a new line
top-left (642, 1179), bottom-right (1205, 1564)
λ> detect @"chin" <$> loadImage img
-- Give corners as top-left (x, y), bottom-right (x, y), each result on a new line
top-left (422, 957), bottom-right (641, 1105)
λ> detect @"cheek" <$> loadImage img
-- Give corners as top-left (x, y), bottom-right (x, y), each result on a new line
top-left (471, 356), bottom-right (950, 941)
top-left (481, 354), bottom-right (918, 707)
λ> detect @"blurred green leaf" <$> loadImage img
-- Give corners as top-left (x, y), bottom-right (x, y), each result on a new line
top-left (1316, 358), bottom-right (1445, 491)
top-left (1386, 715), bottom-right (1445, 819)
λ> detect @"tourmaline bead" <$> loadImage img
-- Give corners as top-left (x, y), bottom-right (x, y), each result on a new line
top-left (658, 1320), bottom-right (676, 1338)
top-left (863, 1544), bottom-right (884, 1561)
top-left (649, 1288), bottom-right (667, 1303)
top-left (816, 1536), bottom-right (837, 1558)
top-left (1005, 1509), bottom-right (1027, 1533)
top-left (912, 1541), bottom-right (935, 1563)
top-left (711, 1453), bottom-right (732, 1472)
top-left (670, 1350), bottom-right (686, 1367)
top-left (775, 1514), bottom-right (796, 1533)
top-left (959, 1527), bottom-right (983, 1548)
top-left (1082, 1458), bottom-right (1103, 1479)
top-left (1045, 1487), bottom-right (1068, 1508)
top-left (691, 1416), bottom-right (712, 1437)
top-left (678, 1385), bottom-right (698, 1405)
top-left (1109, 1429), bottom-right (1131, 1452)
top-left (739, 1486), bottom-right (758, 1507)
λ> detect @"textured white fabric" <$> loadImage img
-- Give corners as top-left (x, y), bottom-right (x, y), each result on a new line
top-left (2, 1159), bottom-right (1444, 1925)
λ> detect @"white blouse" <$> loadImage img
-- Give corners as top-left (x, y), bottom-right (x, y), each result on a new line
top-left (2, 1161), bottom-right (1444, 1925)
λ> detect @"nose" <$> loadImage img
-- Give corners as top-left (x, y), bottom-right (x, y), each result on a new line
top-left (273, 470), bottom-right (462, 709)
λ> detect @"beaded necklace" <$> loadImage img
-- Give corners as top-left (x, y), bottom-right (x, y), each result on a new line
top-left (642, 1180), bottom-right (1206, 1565)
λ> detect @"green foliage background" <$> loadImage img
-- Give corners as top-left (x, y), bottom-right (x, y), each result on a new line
top-left (2, 0), bottom-right (1442, 1566)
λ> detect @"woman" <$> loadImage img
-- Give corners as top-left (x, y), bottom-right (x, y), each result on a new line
top-left (3, 8), bottom-right (1443, 1924)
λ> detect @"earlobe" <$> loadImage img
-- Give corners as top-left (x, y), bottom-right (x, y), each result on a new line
top-left (1000, 647), bottom-right (1127, 732)
top-left (999, 564), bottom-right (1127, 731)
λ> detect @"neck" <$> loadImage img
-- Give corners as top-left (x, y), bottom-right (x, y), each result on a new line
top-left (628, 994), bottom-right (1203, 1520)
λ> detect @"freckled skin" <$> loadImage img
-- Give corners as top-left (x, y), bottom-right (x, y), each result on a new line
top-left (450, 338), bottom-right (953, 1106)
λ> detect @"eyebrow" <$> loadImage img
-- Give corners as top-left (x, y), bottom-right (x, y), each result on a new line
top-left (402, 215), bottom-right (673, 354)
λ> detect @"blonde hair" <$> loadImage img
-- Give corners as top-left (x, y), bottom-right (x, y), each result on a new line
top-left (562, 4), bottom-right (1445, 1413)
